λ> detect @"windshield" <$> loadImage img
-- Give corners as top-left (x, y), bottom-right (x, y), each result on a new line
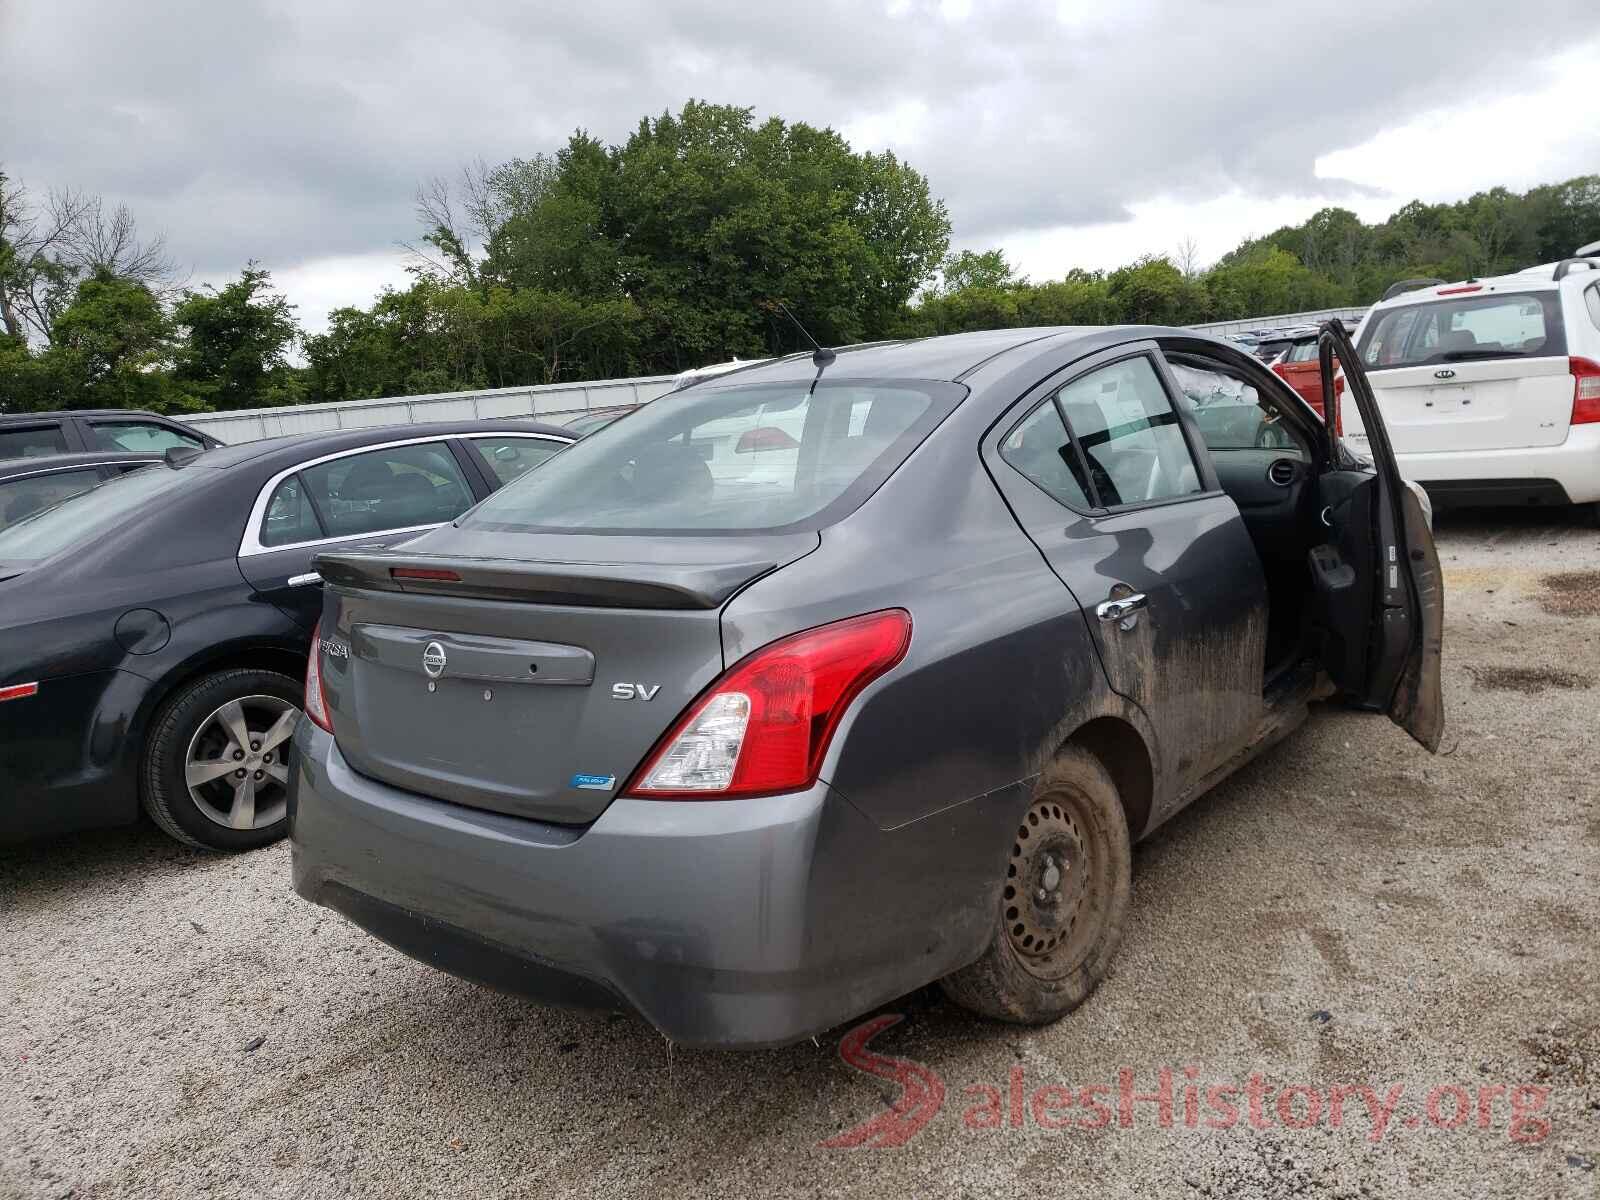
top-left (1357, 291), bottom-right (1566, 370)
top-left (461, 379), bottom-right (957, 535)
top-left (0, 463), bottom-right (192, 566)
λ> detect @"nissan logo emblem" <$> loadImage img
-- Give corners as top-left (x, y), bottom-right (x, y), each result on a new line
top-left (421, 641), bottom-right (448, 679)
top-left (1433, 368), bottom-right (1457, 379)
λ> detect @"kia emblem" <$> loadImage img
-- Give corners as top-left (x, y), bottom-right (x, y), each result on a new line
top-left (1433, 368), bottom-right (1456, 379)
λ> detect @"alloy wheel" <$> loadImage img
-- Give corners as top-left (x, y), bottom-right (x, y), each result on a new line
top-left (183, 695), bottom-right (299, 830)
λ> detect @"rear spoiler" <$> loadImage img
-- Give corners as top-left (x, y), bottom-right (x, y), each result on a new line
top-left (314, 550), bottom-right (783, 610)
top-left (1380, 278), bottom-right (1446, 302)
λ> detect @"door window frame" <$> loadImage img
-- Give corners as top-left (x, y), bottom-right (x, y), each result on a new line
top-left (989, 342), bottom-right (1224, 518)
top-left (239, 435), bottom-right (482, 557)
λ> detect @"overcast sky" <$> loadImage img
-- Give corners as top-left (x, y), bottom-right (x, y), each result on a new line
top-left (4, 0), bottom-right (1598, 335)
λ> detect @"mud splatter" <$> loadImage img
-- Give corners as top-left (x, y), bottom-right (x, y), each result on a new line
top-left (1465, 665), bottom-right (1594, 693)
top-left (1539, 570), bottom-right (1600, 617)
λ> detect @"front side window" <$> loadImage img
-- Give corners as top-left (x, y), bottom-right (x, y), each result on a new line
top-left (1357, 291), bottom-right (1566, 370)
top-left (1169, 360), bottom-right (1300, 452)
top-left (1055, 358), bottom-right (1204, 507)
top-left (0, 469), bottom-right (104, 531)
top-left (0, 425), bottom-right (69, 460)
top-left (89, 421), bottom-right (204, 453)
top-left (461, 380), bottom-right (952, 535)
top-left (298, 443), bottom-right (475, 540)
top-left (470, 437), bottom-right (565, 487)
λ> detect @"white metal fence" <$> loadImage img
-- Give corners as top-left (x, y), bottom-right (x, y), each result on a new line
top-left (183, 375), bottom-right (678, 443)
top-left (1188, 307), bottom-right (1369, 336)
top-left (188, 308), bottom-right (1372, 443)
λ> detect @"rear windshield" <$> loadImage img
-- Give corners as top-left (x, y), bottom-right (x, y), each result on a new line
top-left (0, 463), bottom-right (190, 566)
top-left (460, 379), bottom-right (959, 535)
top-left (1357, 291), bottom-right (1566, 370)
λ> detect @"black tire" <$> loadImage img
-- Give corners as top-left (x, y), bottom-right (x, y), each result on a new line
top-left (941, 747), bottom-right (1132, 1024)
top-left (141, 668), bottom-right (303, 852)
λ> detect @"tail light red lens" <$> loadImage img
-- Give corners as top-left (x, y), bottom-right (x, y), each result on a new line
top-left (391, 567), bottom-right (461, 582)
top-left (305, 619), bottom-right (334, 733)
top-left (1571, 357), bottom-right (1600, 425)
top-left (625, 609), bottom-right (912, 799)
top-left (0, 681), bottom-right (39, 703)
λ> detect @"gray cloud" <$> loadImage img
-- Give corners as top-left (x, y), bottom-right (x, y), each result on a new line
top-left (3, 0), bottom-right (1597, 285)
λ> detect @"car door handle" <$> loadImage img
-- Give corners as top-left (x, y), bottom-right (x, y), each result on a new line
top-left (1096, 593), bottom-right (1147, 623)
top-left (287, 572), bottom-right (321, 587)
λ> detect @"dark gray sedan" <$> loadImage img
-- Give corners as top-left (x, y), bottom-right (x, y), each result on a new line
top-left (288, 322), bottom-right (1442, 1047)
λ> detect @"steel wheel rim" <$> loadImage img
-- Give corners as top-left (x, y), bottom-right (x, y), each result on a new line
top-left (1004, 798), bottom-right (1096, 976)
top-left (184, 694), bottom-right (299, 831)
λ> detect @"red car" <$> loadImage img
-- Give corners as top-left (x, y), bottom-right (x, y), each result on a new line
top-left (1269, 333), bottom-right (1327, 417)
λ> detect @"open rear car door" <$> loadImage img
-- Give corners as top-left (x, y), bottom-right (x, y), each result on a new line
top-left (1309, 320), bottom-right (1444, 752)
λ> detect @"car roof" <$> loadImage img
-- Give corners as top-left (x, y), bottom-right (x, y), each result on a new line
top-left (1374, 271), bottom-right (1563, 311)
top-left (189, 418), bottom-right (575, 470)
top-left (685, 328), bottom-right (1139, 388)
top-left (0, 450), bottom-right (165, 477)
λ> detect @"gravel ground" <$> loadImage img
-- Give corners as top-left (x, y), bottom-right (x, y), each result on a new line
top-left (3, 509), bottom-right (1598, 1200)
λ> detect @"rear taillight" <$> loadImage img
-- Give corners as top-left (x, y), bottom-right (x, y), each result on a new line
top-left (305, 619), bottom-right (334, 733)
top-left (1571, 357), bottom-right (1600, 425)
top-left (1332, 374), bottom-right (1346, 436)
top-left (625, 609), bottom-right (912, 799)
top-left (0, 681), bottom-right (39, 703)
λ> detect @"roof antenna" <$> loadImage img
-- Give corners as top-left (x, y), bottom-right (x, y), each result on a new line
top-left (769, 300), bottom-right (835, 396)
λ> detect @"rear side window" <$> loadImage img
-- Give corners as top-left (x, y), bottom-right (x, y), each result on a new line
top-left (89, 421), bottom-right (204, 453)
top-left (1055, 358), bottom-right (1204, 507)
top-left (0, 468), bottom-right (103, 530)
top-left (298, 443), bottom-right (475, 540)
top-left (0, 465), bottom-right (189, 565)
top-left (1000, 402), bottom-right (1092, 510)
top-left (1357, 291), bottom-right (1566, 369)
top-left (0, 425), bottom-right (69, 461)
top-left (469, 436), bottom-right (565, 487)
top-left (259, 475), bottom-right (325, 547)
top-left (1586, 286), bottom-right (1600, 333)
top-left (461, 380), bottom-right (956, 535)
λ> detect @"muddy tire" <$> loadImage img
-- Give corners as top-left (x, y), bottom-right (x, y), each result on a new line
top-left (141, 668), bottom-right (302, 852)
top-left (941, 747), bottom-right (1132, 1024)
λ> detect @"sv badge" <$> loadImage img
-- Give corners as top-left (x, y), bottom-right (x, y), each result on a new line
top-left (611, 682), bottom-right (661, 701)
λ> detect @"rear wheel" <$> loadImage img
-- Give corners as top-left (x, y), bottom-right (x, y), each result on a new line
top-left (941, 748), bottom-right (1131, 1024)
top-left (141, 668), bottom-right (302, 851)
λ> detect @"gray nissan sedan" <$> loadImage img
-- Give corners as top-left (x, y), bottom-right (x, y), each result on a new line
top-left (288, 322), bottom-right (1442, 1048)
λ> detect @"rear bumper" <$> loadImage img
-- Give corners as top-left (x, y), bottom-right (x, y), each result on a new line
top-left (288, 722), bottom-right (1001, 1048)
top-left (1364, 424), bottom-right (1600, 505)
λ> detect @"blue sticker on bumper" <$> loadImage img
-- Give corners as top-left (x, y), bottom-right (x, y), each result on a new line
top-left (570, 773), bottom-right (616, 791)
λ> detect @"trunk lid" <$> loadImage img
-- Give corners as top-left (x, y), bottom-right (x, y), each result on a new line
top-left (315, 528), bottom-right (818, 824)
top-left (1361, 356), bottom-right (1573, 452)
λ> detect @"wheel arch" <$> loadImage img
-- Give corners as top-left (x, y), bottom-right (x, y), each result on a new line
top-left (1064, 715), bottom-right (1155, 841)
top-left (132, 638), bottom-right (309, 761)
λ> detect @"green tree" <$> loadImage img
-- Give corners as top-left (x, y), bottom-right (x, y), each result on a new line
top-left (939, 248), bottom-right (1019, 293)
top-left (43, 269), bottom-right (184, 410)
top-left (171, 265), bottom-right (303, 409)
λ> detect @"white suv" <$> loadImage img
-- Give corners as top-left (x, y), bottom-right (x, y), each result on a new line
top-left (1341, 252), bottom-right (1600, 516)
